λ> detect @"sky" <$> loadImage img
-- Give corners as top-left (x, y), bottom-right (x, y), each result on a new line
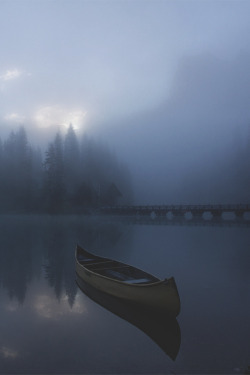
top-left (1, 0), bottom-right (250, 203)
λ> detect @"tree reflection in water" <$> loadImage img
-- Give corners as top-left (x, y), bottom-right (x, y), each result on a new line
top-left (0, 215), bottom-right (131, 307)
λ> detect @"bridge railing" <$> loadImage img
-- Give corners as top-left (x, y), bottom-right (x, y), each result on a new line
top-left (101, 204), bottom-right (250, 210)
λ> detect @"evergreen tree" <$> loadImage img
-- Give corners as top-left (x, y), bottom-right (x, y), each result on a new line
top-left (0, 137), bottom-right (2, 161)
top-left (64, 124), bottom-right (80, 197)
top-left (43, 133), bottom-right (65, 213)
top-left (31, 147), bottom-right (43, 211)
top-left (2, 127), bottom-right (33, 212)
top-left (0, 138), bottom-right (3, 210)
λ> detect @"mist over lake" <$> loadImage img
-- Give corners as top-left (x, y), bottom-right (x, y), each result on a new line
top-left (0, 1), bottom-right (250, 374)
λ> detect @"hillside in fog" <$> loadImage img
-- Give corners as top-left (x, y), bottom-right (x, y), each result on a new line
top-left (99, 53), bottom-right (250, 204)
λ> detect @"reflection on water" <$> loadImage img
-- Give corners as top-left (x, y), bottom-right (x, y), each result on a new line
top-left (76, 275), bottom-right (181, 360)
top-left (0, 215), bottom-right (128, 306)
top-left (0, 214), bottom-right (249, 374)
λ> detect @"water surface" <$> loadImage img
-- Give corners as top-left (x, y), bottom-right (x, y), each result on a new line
top-left (0, 215), bottom-right (249, 374)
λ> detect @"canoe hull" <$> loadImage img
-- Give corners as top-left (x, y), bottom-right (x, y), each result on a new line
top-left (76, 251), bottom-right (180, 317)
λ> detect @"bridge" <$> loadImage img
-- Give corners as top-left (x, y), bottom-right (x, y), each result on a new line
top-left (100, 204), bottom-right (250, 220)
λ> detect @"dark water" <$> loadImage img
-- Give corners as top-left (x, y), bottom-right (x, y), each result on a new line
top-left (0, 215), bottom-right (249, 374)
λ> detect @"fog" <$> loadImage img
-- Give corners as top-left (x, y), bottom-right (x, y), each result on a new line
top-left (100, 53), bottom-right (250, 203)
top-left (1, 0), bottom-right (250, 205)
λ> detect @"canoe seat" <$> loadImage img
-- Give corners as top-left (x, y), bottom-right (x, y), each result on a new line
top-left (125, 278), bottom-right (152, 284)
top-left (98, 269), bottom-right (153, 284)
top-left (78, 256), bottom-right (96, 263)
top-left (78, 257), bottom-right (111, 265)
top-left (85, 261), bottom-right (122, 270)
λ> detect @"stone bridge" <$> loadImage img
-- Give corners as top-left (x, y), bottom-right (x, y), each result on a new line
top-left (100, 204), bottom-right (250, 219)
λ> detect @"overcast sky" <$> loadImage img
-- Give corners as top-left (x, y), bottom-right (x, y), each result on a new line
top-left (1, 0), bottom-right (250, 203)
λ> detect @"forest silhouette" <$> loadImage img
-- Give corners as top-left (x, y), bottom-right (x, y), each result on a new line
top-left (0, 125), bottom-right (133, 214)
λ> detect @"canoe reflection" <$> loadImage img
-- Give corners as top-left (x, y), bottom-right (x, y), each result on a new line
top-left (76, 275), bottom-right (181, 360)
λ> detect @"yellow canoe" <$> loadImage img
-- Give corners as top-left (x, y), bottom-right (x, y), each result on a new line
top-left (75, 244), bottom-right (180, 317)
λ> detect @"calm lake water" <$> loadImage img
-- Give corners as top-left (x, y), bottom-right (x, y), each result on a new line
top-left (0, 215), bottom-right (249, 374)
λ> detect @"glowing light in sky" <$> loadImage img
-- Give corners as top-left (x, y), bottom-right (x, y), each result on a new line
top-left (34, 105), bottom-right (87, 130)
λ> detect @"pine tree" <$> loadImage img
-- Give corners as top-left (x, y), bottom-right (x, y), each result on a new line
top-left (2, 127), bottom-right (33, 212)
top-left (64, 124), bottom-right (81, 206)
top-left (43, 133), bottom-right (65, 213)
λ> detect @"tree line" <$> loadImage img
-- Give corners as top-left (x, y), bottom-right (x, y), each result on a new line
top-left (0, 125), bottom-right (133, 214)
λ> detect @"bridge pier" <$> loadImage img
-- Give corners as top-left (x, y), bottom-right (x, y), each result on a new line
top-left (235, 210), bottom-right (244, 219)
top-left (211, 210), bottom-right (222, 219)
top-left (157, 210), bottom-right (168, 217)
top-left (171, 210), bottom-right (180, 218)
top-left (191, 211), bottom-right (204, 219)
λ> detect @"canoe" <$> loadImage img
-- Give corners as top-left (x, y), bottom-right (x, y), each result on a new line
top-left (76, 274), bottom-right (181, 360)
top-left (75, 245), bottom-right (180, 317)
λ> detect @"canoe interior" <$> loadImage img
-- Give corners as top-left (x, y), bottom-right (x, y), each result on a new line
top-left (76, 245), bottom-right (160, 285)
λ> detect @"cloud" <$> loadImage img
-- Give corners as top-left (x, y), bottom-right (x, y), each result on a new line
top-left (4, 112), bottom-right (26, 123)
top-left (0, 346), bottom-right (19, 359)
top-left (5, 300), bottom-right (19, 312)
top-left (0, 68), bottom-right (31, 93)
top-left (0, 68), bottom-right (22, 82)
top-left (34, 293), bottom-right (86, 320)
